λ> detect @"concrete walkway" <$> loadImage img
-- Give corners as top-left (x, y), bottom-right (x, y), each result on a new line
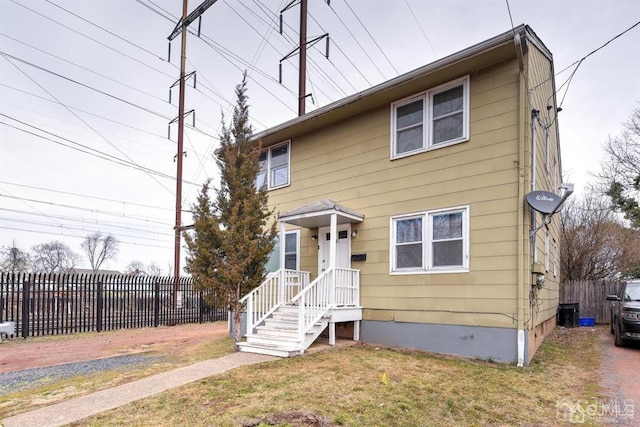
top-left (1, 352), bottom-right (277, 427)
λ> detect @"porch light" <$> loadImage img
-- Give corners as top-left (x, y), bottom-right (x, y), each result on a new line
top-left (311, 234), bottom-right (318, 240)
top-left (351, 229), bottom-right (358, 237)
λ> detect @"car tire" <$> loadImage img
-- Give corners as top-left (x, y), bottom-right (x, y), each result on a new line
top-left (614, 319), bottom-right (625, 347)
top-left (610, 319), bottom-right (614, 334)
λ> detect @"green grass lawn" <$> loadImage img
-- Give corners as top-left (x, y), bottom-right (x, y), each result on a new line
top-left (66, 327), bottom-right (603, 426)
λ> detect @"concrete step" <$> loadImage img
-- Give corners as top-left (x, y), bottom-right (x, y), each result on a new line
top-left (237, 342), bottom-right (299, 358)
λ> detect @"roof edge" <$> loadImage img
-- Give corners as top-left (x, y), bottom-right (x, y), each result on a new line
top-left (253, 24), bottom-right (535, 142)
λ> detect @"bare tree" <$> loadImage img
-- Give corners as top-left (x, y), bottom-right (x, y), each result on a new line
top-left (147, 262), bottom-right (164, 276)
top-left (594, 107), bottom-right (640, 228)
top-left (81, 232), bottom-right (119, 274)
top-left (125, 260), bottom-right (147, 276)
top-left (32, 241), bottom-right (81, 274)
top-left (0, 240), bottom-right (32, 274)
top-left (560, 195), bottom-right (640, 280)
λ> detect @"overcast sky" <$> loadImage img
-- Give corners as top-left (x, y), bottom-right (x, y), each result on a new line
top-left (1, 0), bottom-right (639, 273)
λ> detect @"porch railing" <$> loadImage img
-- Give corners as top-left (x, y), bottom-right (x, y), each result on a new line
top-left (240, 269), bottom-right (310, 335)
top-left (291, 267), bottom-right (360, 346)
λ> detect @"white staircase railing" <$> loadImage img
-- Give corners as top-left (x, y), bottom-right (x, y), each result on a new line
top-left (240, 269), bottom-right (310, 335)
top-left (291, 267), bottom-right (360, 347)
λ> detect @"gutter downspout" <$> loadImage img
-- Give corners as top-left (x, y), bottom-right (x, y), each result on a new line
top-left (516, 32), bottom-right (527, 368)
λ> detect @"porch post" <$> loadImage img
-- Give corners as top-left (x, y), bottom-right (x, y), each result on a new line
top-left (329, 322), bottom-right (336, 346)
top-left (279, 221), bottom-right (287, 303)
top-left (329, 213), bottom-right (337, 307)
top-left (329, 213), bottom-right (337, 269)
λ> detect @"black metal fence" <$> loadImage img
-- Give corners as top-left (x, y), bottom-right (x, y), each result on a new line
top-left (0, 273), bottom-right (227, 339)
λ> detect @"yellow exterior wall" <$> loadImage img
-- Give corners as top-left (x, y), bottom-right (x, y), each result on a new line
top-left (524, 42), bottom-right (563, 331)
top-left (268, 58), bottom-right (526, 329)
top-left (263, 35), bottom-right (562, 339)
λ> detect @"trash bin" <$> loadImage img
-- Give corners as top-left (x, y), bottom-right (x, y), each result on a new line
top-left (558, 303), bottom-right (579, 327)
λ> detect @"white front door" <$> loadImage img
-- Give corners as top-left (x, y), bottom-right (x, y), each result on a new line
top-left (318, 223), bottom-right (351, 275)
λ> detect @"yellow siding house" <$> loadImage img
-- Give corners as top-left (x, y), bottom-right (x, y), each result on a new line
top-left (239, 25), bottom-right (567, 366)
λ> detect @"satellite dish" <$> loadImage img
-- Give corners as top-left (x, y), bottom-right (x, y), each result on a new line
top-left (526, 191), bottom-right (563, 214)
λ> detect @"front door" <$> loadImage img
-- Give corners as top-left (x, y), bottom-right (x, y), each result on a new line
top-left (318, 223), bottom-right (351, 275)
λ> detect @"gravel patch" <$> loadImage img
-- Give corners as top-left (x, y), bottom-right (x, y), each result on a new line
top-left (0, 354), bottom-right (163, 396)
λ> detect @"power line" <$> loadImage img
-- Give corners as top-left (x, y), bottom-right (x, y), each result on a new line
top-left (0, 226), bottom-right (172, 250)
top-left (403, 0), bottom-right (438, 59)
top-left (1, 208), bottom-right (172, 233)
top-left (336, 0), bottom-right (398, 75)
top-left (0, 51), bottom-right (172, 121)
top-left (0, 194), bottom-right (175, 226)
top-left (313, 5), bottom-right (373, 87)
top-left (4, 5), bottom-right (220, 138)
top-left (136, 0), bottom-right (176, 22)
top-left (2, 218), bottom-right (174, 242)
top-left (0, 83), bottom-right (171, 142)
top-left (0, 187), bottom-right (84, 240)
top-left (0, 32), bottom-right (170, 105)
top-left (1, 101), bottom-right (176, 163)
top-left (135, 0), bottom-right (299, 116)
top-left (2, 54), bottom-right (214, 191)
top-left (291, 7), bottom-right (355, 97)
top-left (10, 0), bottom-right (175, 80)
top-left (533, 20), bottom-right (640, 93)
top-left (231, 1), bottom-right (346, 108)
top-left (45, 0), bottom-right (170, 64)
top-left (0, 181), bottom-right (181, 213)
top-left (0, 116), bottom-right (181, 183)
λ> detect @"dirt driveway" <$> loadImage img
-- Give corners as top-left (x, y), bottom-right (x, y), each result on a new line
top-left (0, 322), bottom-right (228, 373)
top-left (598, 327), bottom-right (640, 425)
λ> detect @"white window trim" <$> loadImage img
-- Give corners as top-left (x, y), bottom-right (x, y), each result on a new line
top-left (258, 140), bottom-right (291, 190)
top-left (391, 75), bottom-right (470, 160)
top-left (390, 205), bottom-right (470, 275)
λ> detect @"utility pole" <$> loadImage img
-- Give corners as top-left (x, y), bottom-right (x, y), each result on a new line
top-left (173, 0), bottom-right (188, 311)
top-left (298, 0), bottom-right (307, 116)
top-left (167, 0), bottom-right (218, 310)
top-left (279, 0), bottom-right (329, 117)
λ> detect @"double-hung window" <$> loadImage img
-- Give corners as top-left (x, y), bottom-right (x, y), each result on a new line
top-left (256, 141), bottom-right (290, 190)
top-left (391, 76), bottom-right (469, 159)
top-left (391, 206), bottom-right (469, 274)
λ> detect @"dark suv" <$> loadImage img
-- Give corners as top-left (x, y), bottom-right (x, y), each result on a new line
top-left (607, 280), bottom-right (640, 347)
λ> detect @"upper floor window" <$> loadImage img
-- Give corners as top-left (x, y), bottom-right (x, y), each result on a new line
top-left (391, 76), bottom-right (469, 159)
top-left (390, 206), bottom-right (469, 274)
top-left (256, 141), bottom-right (290, 190)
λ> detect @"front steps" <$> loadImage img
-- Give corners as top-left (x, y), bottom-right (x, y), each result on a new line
top-left (238, 304), bottom-right (329, 357)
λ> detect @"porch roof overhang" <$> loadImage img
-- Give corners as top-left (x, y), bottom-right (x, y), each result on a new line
top-left (278, 199), bottom-right (364, 229)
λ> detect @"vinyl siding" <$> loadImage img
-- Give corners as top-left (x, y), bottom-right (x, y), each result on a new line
top-left (268, 58), bottom-right (531, 329)
top-left (525, 43), bottom-right (562, 328)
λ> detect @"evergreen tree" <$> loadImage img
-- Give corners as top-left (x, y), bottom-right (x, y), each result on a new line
top-left (184, 74), bottom-right (276, 347)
